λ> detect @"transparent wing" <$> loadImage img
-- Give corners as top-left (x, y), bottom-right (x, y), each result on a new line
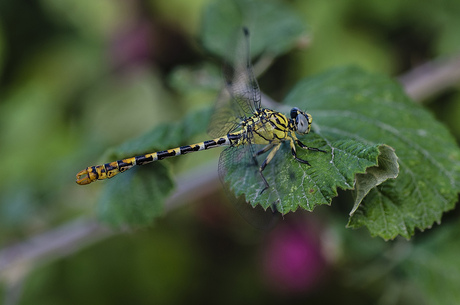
top-left (218, 142), bottom-right (279, 229)
top-left (208, 27), bottom-right (261, 138)
top-left (211, 28), bottom-right (278, 227)
top-left (223, 27), bottom-right (261, 116)
top-left (208, 88), bottom-right (241, 138)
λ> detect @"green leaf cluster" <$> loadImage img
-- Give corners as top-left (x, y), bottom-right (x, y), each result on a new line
top-left (284, 66), bottom-right (460, 239)
top-left (96, 0), bottom-right (460, 241)
top-left (223, 64), bottom-right (460, 240)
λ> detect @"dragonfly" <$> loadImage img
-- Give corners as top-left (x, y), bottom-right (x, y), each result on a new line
top-left (76, 27), bottom-right (325, 202)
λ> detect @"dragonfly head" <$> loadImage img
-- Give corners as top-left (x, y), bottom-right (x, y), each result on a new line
top-left (290, 107), bottom-right (312, 135)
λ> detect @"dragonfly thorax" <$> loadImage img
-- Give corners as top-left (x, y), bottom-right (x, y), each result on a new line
top-left (231, 108), bottom-right (291, 146)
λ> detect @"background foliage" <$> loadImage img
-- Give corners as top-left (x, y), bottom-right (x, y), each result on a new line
top-left (1, 0), bottom-right (460, 304)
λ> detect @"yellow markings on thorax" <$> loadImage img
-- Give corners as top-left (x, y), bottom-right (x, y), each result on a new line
top-left (245, 109), bottom-right (291, 145)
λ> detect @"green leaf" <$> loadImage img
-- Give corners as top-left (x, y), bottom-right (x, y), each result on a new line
top-left (97, 107), bottom-right (212, 226)
top-left (351, 145), bottom-right (399, 215)
top-left (284, 66), bottom-right (460, 239)
top-left (98, 164), bottom-right (174, 226)
top-left (105, 107), bottom-right (212, 160)
top-left (200, 0), bottom-right (307, 60)
top-left (224, 138), bottom-right (396, 215)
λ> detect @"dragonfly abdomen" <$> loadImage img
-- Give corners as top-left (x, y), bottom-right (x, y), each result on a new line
top-left (76, 136), bottom-right (235, 185)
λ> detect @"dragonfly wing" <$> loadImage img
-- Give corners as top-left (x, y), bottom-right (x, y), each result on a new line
top-left (208, 27), bottom-right (261, 138)
top-left (218, 144), bottom-right (279, 229)
top-left (208, 88), bottom-right (241, 138)
top-left (223, 27), bottom-right (261, 114)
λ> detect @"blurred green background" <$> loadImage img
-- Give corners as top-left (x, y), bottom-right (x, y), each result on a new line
top-left (1, 0), bottom-right (460, 304)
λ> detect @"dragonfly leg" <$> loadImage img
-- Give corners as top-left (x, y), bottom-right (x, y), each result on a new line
top-left (289, 138), bottom-right (311, 165)
top-left (259, 143), bottom-right (281, 194)
top-left (290, 138), bottom-right (327, 165)
top-left (259, 171), bottom-right (270, 194)
top-left (296, 139), bottom-right (327, 153)
top-left (255, 144), bottom-right (275, 156)
top-left (251, 144), bottom-right (274, 167)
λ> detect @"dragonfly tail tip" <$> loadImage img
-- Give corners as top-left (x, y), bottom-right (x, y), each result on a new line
top-left (76, 169), bottom-right (92, 185)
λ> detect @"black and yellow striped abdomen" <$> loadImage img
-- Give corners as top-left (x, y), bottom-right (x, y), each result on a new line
top-left (76, 136), bottom-right (234, 185)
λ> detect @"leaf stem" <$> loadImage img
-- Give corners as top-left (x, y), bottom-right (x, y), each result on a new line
top-left (398, 54), bottom-right (460, 102)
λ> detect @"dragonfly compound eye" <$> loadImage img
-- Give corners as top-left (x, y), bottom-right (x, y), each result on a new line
top-left (290, 107), bottom-right (300, 119)
top-left (296, 113), bottom-right (311, 134)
